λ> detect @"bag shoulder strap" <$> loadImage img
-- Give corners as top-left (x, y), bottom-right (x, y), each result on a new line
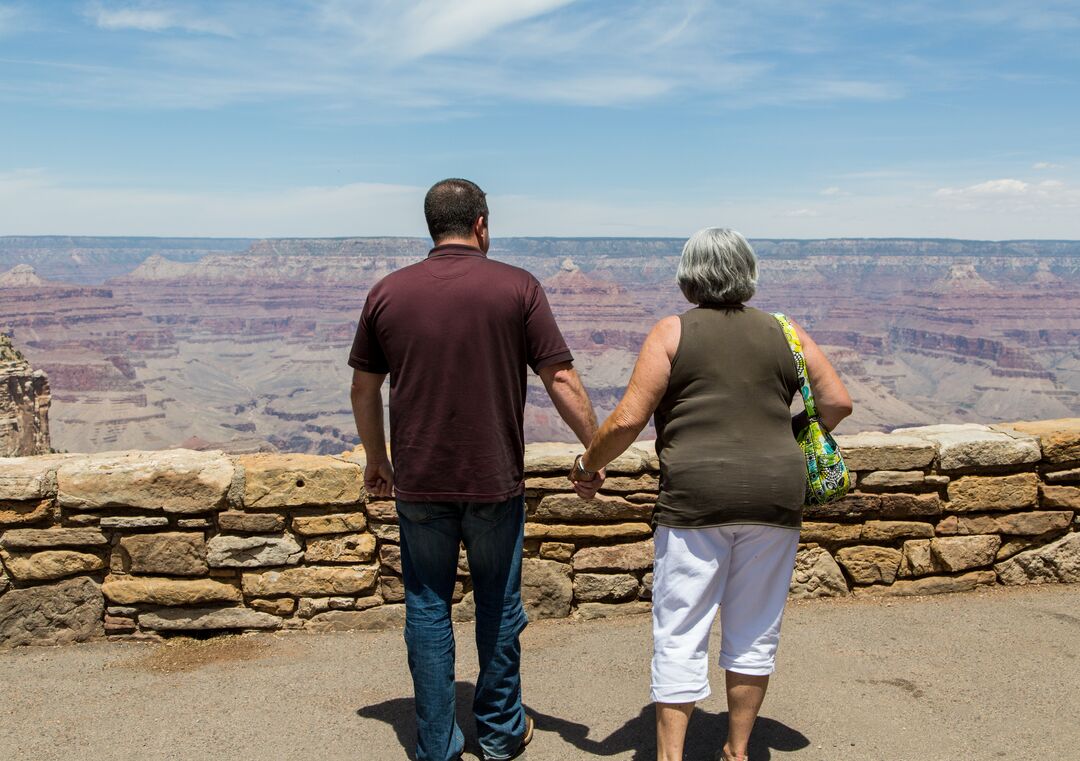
top-left (771, 313), bottom-right (819, 420)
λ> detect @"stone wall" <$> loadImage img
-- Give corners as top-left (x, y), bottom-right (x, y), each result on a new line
top-left (0, 334), bottom-right (51, 457)
top-left (1, 419), bottom-right (1078, 648)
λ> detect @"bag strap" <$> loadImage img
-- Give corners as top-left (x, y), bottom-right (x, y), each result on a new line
top-left (771, 313), bottom-right (819, 421)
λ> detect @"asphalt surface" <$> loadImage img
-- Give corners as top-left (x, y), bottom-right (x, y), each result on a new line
top-left (2, 584), bottom-right (1079, 761)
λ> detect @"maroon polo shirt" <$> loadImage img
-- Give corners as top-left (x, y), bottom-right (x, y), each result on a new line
top-left (348, 244), bottom-right (573, 501)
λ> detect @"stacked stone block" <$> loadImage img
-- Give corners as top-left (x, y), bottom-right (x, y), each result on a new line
top-left (0, 418), bottom-right (1078, 648)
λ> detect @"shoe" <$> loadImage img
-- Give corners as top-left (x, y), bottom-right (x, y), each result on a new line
top-left (482, 715), bottom-right (534, 761)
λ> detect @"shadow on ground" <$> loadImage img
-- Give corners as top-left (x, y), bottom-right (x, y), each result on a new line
top-left (357, 682), bottom-right (810, 760)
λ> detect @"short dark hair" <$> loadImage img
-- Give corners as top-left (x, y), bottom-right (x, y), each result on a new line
top-left (424, 178), bottom-right (488, 243)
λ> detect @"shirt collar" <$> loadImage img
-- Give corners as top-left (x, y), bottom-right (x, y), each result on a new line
top-left (427, 243), bottom-right (486, 258)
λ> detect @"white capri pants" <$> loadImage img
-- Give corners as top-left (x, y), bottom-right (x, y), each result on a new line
top-left (650, 523), bottom-right (800, 704)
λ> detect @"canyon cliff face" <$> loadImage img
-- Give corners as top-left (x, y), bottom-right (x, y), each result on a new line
top-left (0, 237), bottom-right (1077, 454)
top-left (0, 334), bottom-right (51, 456)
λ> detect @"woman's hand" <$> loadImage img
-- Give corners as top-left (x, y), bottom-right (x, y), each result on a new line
top-left (569, 456), bottom-right (606, 499)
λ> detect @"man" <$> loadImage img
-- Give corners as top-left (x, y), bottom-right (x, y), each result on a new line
top-left (349, 178), bottom-right (604, 761)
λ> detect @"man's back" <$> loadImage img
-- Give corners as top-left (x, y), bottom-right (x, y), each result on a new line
top-left (348, 244), bottom-right (572, 501)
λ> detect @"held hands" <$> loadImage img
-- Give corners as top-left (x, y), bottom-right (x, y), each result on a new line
top-left (364, 460), bottom-right (395, 498)
top-left (569, 453), bottom-right (606, 500)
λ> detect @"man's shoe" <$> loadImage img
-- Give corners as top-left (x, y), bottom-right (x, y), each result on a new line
top-left (483, 715), bottom-right (534, 761)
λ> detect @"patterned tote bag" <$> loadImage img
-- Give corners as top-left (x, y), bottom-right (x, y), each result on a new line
top-left (772, 313), bottom-right (851, 505)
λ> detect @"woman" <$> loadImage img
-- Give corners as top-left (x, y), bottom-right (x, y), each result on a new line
top-left (570, 228), bottom-right (852, 761)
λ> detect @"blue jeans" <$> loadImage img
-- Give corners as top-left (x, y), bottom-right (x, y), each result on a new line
top-left (397, 496), bottom-right (528, 761)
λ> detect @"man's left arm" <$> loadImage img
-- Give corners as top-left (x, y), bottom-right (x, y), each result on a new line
top-left (350, 369), bottom-right (393, 497)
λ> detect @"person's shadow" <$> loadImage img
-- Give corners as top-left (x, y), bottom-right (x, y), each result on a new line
top-left (357, 682), bottom-right (810, 760)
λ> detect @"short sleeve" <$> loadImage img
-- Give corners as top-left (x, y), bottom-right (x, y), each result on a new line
top-left (347, 294), bottom-right (390, 374)
top-left (524, 278), bottom-right (574, 373)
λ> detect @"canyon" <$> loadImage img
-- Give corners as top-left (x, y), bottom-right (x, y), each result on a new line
top-left (0, 236), bottom-right (1077, 455)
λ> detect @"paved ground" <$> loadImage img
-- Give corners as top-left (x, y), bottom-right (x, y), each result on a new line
top-left (2, 584), bottom-right (1079, 761)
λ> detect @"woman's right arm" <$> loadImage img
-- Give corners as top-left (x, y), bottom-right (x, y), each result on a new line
top-left (790, 319), bottom-right (853, 432)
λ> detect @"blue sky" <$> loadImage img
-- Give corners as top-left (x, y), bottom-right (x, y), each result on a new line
top-left (1, 1), bottom-right (1078, 238)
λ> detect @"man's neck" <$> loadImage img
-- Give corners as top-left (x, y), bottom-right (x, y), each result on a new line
top-left (433, 236), bottom-right (482, 250)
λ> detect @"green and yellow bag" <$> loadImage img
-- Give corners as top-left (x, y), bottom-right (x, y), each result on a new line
top-left (772, 313), bottom-right (851, 505)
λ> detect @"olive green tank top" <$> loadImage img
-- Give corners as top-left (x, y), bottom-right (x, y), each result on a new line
top-left (653, 305), bottom-right (806, 529)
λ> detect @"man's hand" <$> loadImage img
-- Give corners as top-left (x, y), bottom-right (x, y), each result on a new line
top-left (364, 460), bottom-right (395, 498)
top-left (565, 461), bottom-right (609, 498)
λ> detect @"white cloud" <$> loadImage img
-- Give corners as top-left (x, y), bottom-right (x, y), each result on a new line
top-left (398, 0), bottom-right (578, 59)
top-left (936, 178), bottom-right (1030, 197)
top-left (1033, 161), bottom-right (1064, 170)
top-left (821, 186), bottom-right (844, 196)
top-left (785, 208), bottom-right (819, 217)
top-left (88, 2), bottom-right (233, 36)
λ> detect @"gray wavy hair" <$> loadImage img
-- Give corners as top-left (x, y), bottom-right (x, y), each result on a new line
top-left (676, 227), bottom-right (758, 305)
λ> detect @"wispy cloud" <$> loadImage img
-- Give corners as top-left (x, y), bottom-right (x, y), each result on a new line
top-left (1033, 161), bottom-right (1064, 170)
top-left (86, 2), bottom-right (233, 35)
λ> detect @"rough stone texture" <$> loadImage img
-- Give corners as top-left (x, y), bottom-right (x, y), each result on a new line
top-left (575, 601), bottom-right (652, 620)
top-left (831, 432), bottom-right (936, 471)
top-left (930, 535), bottom-right (1001, 572)
top-left (521, 558), bottom-right (573, 619)
top-left (239, 454), bottom-right (364, 508)
top-left (207, 534), bottom-right (303, 568)
top-left (938, 511), bottom-right (1073, 537)
top-left (532, 493), bottom-right (652, 523)
top-left (860, 521), bottom-right (934, 542)
top-left (1044, 468), bottom-right (1080, 484)
top-left (104, 615), bottom-right (137, 635)
top-left (380, 575), bottom-right (404, 603)
top-left (292, 512), bottom-right (367, 536)
top-left (523, 442), bottom-right (653, 474)
top-left (524, 522), bottom-right (652, 542)
top-left (102, 576), bottom-right (242, 606)
top-left (858, 471), bottom-right (926, 489)
top-left (0, 567), bottom-right (8, 594)
top-left (0, 549), bottom-right (105, 581)
top-left (0, 498), bottom-right (52, 527)
top-left (306, 604), bottom-right (405, 632)
top-left (370, 523), bottom-right (399, 543)
top-left (378, 544), bottom-right (401, 574)
top-left (572, 540), bottom-right (654, 573)
top-left (853, 570), bottom-right (996, 598)
top-left (249, 597), bottom-right (296, 615)
top-left (0, 454), bottom-right (74, 500)
top-left (304, 533), bottom-right (376, 563)
top-left (120, 532), bottom-right (208, 576)
top-left (365, 501), bottom-right (396, 523)
top-left (99, 516), bottom-right (169, 529)
top-left (894, 423), bottom-right (1040, 471)
top-left (1002, 419), bottom-right (1080, 464)
top-left (835, 546), bottom-right (903, 585)
top-left (139, 606), bottom-right (282, 631)
top-left (573, 572), bottom-right (639, 603)
top-left (799, 522), bottom-right (862, 545)
top-left (996, 533), bottom-right (1080, 585)
top-left (297, 597), bottom-right (332, 618)
top-left (57, 450), bottom-right (234, 512)
top-left (0, 576), bottom-right (103, 648)
top-left (1041, 485), bottom-right (1080, 509)
top-left (241, 565), bottom-right (378, 597)
top-left (878, 493), bottom-right (943, 518)
top-left (898, 540), bottom-right (937, 578)
top-left (217, 511), bottom-right (285, 533)
top-left (539, 542), bottom-right (574, 562)
top-left (0, 527), bottom-right (107, 549)
top-left (996, 532), bottom-right (1064, 562)
top-left (947, 473), bottom-right (1039, 512)
top-left (176, 518), bottom-right (211, 529)
top-left (803, 493), bottom-right (881, 520)
top-left (789, 547), bottom-right (849, 599)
